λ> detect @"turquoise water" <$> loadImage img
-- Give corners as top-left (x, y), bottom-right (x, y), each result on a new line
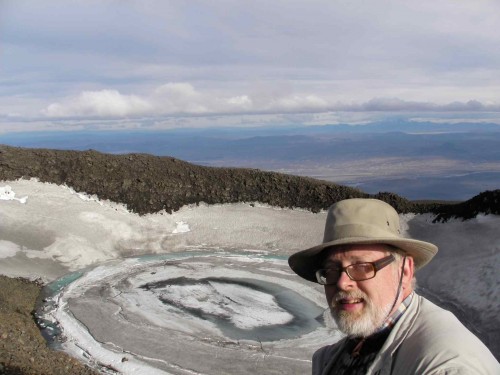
top-left (45, 270), bottom-right (85, 294)
top-left (35, 268), bottom-right (90, 347)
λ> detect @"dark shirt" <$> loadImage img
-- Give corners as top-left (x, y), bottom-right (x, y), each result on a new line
top-left (327, 328), bottom-right (391, 375)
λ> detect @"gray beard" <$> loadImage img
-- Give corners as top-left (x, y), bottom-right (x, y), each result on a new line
top-left (330, 291), bottom-right (393, 338)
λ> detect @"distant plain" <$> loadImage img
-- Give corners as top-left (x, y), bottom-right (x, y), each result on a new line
top-left (2, 120), bottom-right (500, 201)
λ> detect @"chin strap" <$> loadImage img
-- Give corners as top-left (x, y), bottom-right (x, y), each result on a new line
top-left (351, 337), bottom-right (366, 357)
top-left (384, 256), bottom-right (407, 324)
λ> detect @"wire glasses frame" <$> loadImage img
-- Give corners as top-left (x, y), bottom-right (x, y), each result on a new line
top-left (315, 254), bottom-right (396, 284)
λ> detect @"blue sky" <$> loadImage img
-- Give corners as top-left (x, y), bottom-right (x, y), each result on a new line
top-left (1, 0), bottom-right (500, 133)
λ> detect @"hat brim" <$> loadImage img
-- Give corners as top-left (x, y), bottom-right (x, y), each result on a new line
top-left (288, 237), bottom-right (438, 283)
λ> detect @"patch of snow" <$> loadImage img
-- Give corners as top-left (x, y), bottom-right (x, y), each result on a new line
top-left (62, 185), bottom-right (103, 205)
top-left (159, 280), bottom-right (293, 329)
top-left (172, 221), bottom-right (190, 234)
top-left (0, 185), bottom-right (28, 203)
top-left (0, 240), bottom-right (20, 258)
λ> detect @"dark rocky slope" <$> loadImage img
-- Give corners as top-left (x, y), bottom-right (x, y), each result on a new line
top-left (2, 145), bottom-right (499, 218)
top-left (0, 276), bottom-right (97, 375)
top-left (0, 145), bottom-right (368, 214)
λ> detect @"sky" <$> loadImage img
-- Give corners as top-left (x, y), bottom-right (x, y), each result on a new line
top-left (1, 0), bottom-right (500, 133)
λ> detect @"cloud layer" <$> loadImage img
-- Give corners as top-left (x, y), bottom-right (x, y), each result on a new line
top-left (41, 84), bottom-right (500, 119)
top-left (1, 1), bottom-right (500, 127)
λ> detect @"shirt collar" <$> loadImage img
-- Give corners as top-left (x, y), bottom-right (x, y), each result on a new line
top-left (377, 291), bottom-right (414, 333)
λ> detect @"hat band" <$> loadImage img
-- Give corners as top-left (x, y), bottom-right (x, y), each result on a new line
top-left (323, 223), bottom-right (400, 243)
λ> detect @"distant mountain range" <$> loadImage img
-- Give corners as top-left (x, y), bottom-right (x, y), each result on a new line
top-left (1, 120), bottom-right (500, 200)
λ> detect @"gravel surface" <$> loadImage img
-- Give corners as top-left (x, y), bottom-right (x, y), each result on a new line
top-left (0, 276), bottom-right (97, 375)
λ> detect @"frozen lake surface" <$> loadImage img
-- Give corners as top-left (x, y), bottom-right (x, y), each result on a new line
top-left (38, 253), bottom-right (336, 374)
top-left (1, 179), bottom-right (499, 372)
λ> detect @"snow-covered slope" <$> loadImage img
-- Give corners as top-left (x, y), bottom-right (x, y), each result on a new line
top-left (1, 180), bottom-right (498, 373)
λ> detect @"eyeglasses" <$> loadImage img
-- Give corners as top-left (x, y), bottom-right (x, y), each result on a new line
top-left (315, 254), bottom-right (395, 284)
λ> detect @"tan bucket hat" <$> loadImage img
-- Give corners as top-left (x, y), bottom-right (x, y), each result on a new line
top-left (288, 198), bottom-right (438, 283)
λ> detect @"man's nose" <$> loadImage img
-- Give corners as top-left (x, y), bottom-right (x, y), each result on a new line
top-left (336, 269), bottom-right (355, 290)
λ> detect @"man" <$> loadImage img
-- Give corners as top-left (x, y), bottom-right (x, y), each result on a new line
top-left (288, 198), bottom-right (499, 374)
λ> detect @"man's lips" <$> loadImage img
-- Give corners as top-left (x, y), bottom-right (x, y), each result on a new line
top-left (339, 298), bottom-right (363, 304)
top-left (335, 298), bottom-right (364, 311)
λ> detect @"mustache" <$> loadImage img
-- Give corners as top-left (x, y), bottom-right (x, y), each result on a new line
top-left (331, 290), bottom-right (368, 307)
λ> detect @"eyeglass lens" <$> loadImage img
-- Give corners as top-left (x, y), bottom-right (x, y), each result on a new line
top-left (316, 254), bottom-right (395, 285)
top-left (316, 263), bottom-right (376, 284)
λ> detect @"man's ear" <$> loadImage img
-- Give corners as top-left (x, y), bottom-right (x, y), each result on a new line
top-left (402, 256), bottom-right (415, 291)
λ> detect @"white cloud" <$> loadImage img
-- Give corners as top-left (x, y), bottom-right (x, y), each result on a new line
top-left (152, 83), bottom-right (208, 114)
top-left (42, 83), bottom-right (336, 118)
top-left (43, 90), bottom-right (152, 117)
top-left (268, 95), bottom-right (328, 112)
top-left (41, 83), bottom-right (500, 120)
top-left (226, 95), bottom-right (253, 110)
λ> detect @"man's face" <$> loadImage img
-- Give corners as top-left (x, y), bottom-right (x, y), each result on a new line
top-left (323, 244), bottom-right (404, 338)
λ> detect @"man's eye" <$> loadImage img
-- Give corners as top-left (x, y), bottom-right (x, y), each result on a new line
top-left (323, 268), bottom-right (340, 276)
top-left (352, 263), bottom-right (372, 272)
top-left (351, 263), bottom-right (365, 267)
top-left (326, 266), bottom-right (341, 272)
